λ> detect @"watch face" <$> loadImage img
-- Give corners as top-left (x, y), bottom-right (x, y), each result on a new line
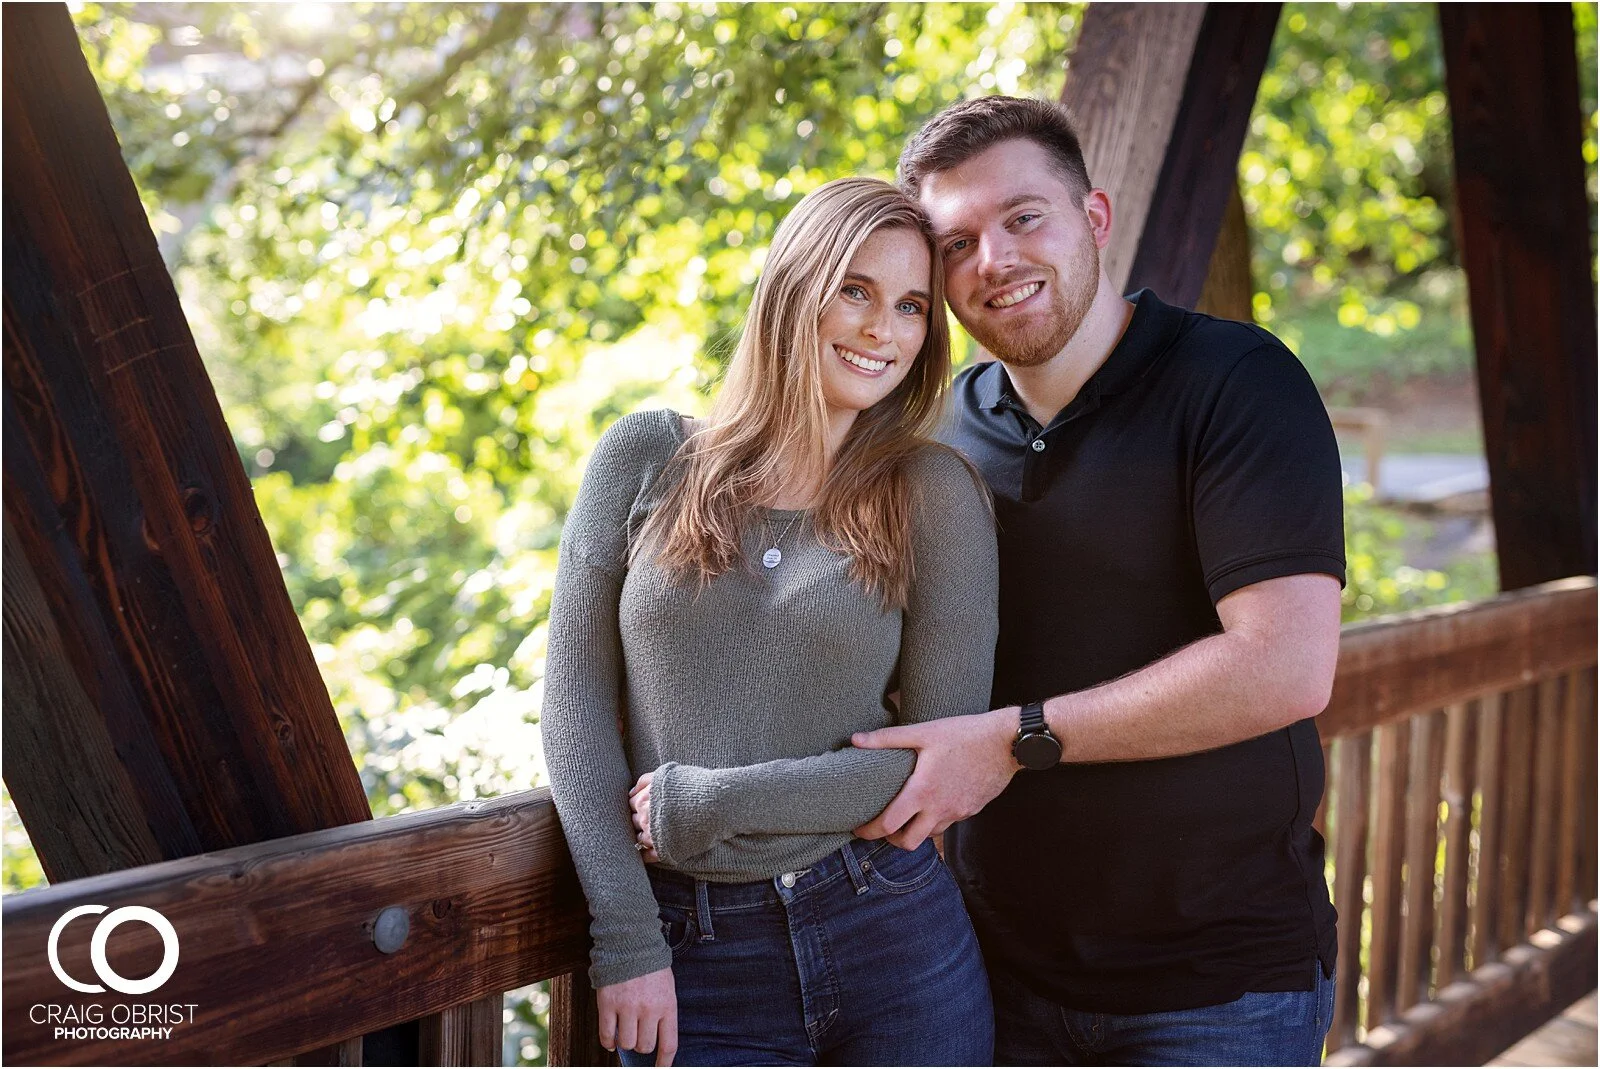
top-left (1014, 732), bottom-right (1062, 771)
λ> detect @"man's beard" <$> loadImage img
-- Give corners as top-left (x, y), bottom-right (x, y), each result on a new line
top-left (960, 240), bottom-right (1100, 368)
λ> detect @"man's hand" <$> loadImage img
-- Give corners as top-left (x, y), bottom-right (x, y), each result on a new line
top-left (852, 708), bottom-right (1022, 849)
top-left (596, 966), bottom-right (678, 1066)
top-left (630, 772), bottom-right (659, 864)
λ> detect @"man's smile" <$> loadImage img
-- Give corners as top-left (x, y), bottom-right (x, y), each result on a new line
top-left (984, 280), bottom-right (1045, 310)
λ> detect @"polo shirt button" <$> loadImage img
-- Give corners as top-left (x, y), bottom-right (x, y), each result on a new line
top-left (1031, 438), bottom-right (1046, 452)
top-left (780, 872), bottom-right (797, 888)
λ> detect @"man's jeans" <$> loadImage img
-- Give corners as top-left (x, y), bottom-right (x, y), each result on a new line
top-left (619, 838), bottom-right (993, 1066)
top-left (990, 960), bottom-right (1336, 1066)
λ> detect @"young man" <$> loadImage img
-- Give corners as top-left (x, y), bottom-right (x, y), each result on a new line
top-left (851, 96), bottom-right (1346, 1065)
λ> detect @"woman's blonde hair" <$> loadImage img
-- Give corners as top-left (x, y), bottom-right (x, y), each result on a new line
top-left (635, 176), bottom-right (953, 611)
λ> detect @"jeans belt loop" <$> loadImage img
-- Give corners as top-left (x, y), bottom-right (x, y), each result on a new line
top-left (841, 839), bottom-right (871, 895)
top-left (694, 878), bottom-right (715, 942)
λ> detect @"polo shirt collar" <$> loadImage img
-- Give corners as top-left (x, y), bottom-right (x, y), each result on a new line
top-left (975, 289), bottom-right (1185, 413)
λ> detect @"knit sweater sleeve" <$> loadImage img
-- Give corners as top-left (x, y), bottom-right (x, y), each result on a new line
top-left (541, 411), bottom-right (679, 988)
top-left (648, 445), bottom-right (1000, 867)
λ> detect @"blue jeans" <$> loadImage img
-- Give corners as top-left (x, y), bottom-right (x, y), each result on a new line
top-left (620, 838), bottom-right (993, 1066)
top-left (990, 960), bottom-right (1336, 1066)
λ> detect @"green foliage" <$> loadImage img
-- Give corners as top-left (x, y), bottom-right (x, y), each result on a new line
top-left (2, 788), bottom-right (46, 895)
top-left (1245, 3), bottom-right (1454, 337)
top-left (1289, 272), bottom-right (1475, 404)
top-left (1342, 485), bottom-right (1496, 621)
top-left (1245, 3), bottom-right (1597, 350)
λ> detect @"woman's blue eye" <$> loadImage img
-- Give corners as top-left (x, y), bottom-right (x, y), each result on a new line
top-left (843, 283), bottom-right (868, 299)
top-left (898, 301), bottom-right (925, 316)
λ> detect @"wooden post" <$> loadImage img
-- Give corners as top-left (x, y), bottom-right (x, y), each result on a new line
top-left (1439, 4), bottom-right (1598, 590)
top-left (1061, 3), bottom-right (1281, 308)
top-left (549, 972), bottom-right (617, 1067)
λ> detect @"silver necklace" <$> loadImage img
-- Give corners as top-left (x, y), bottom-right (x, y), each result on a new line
top-left (761, 512), bottom-right (802, 569)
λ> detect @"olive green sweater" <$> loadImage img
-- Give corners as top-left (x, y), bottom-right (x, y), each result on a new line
top-left (540, 409), bottom-right (998, 987)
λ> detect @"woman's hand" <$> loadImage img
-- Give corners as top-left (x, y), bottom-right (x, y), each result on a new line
top-left (596, 966), bottom-right (678, 1066)
top-left (630, 771), bottom-right (660, 863)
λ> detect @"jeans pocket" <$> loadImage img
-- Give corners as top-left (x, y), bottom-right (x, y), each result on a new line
top-left (660, 906), bottom-right (694, 953)
top-left (863, 842), bottom-right (943, 894)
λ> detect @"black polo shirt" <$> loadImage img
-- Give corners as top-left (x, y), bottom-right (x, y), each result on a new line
top-left (940, 290), bottom-right (1344, 1015)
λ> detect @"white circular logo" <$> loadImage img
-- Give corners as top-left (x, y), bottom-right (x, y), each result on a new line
top-left (47, 905), bottom-right (179, 995)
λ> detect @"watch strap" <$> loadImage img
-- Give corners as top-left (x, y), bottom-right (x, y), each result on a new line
top-left (1018, 700), bottom-right (1047, 735)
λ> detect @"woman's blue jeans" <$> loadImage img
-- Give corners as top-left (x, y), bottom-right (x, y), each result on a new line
top-left (620, 838), bottom-right (993, 1066)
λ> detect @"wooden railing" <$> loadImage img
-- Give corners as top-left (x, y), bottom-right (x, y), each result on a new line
top-left (1318, 577), bottom-right (1597, 1065)
top-left (2, 579), bottom-right (1594, 1066)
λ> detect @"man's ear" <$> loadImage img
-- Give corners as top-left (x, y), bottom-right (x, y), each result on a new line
top-left (1084, 189), bottom-right (1113, 250)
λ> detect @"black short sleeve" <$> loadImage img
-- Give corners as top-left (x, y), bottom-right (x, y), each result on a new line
top-left (1192, 343), bottom-right (1346, 604)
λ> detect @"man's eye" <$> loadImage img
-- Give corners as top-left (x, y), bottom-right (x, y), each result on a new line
top-left (1014, 213), bottom-right (1039, 226)
top-left (947, 238), bottom-right (972, 254)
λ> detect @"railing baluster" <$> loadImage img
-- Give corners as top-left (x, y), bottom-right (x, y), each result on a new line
top-left (1495, 685), bottom-right (1537, 950)
top-left (1397, 709), bottom-right (1445, 1010)
top-left (1470, 691), bottom-right (1506, 969)
top-left (1526, 676), bottom-right (1564, 932)
top-left (1330, 731), bottom-right (1372, 1050)
top-left (419, 995), bottom-right (504, 1067)
top-left (1367, 721), bottom-right (1409, 1028)
top-left (549, 970), bottom-right (616, 1068)
top-left (1435, 701), bottom-right (1476, 987)
top-left (1315, 739), bottom-right (1333, 838)
top-left (1580, 667), bottom-right (1598, 904)
top-left (1555, 670), bottom-right (1584, 916)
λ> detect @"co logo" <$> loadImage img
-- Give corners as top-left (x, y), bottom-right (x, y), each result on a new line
top-left (47, 905), bottom-right (179, 995)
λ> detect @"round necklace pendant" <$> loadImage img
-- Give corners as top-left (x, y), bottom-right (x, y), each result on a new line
top-left (762, 548), bottom-right (782, 569)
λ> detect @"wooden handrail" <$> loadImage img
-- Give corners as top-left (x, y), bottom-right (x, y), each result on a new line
top-left (3, 579), bottom-right (1595, 1065)
top-left (0, 792), bottom-right (589, 1066)
top-left (1322, 577), bottom-right (1596, 738)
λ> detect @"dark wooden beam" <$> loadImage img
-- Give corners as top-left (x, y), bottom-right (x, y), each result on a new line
top-left (1194, 182), bottom-right (1255, 323)
top-left (1324, 909), bottom-right (1597, 1066)
top-left (2, 5), bottom-right (385, 1061)
top-left (1061, 2), bottom-right (1280, 308)
top-left (2, 0), bottom-right (370, 866)
top-left (0, 791), bottom-right (590, 1067)
top-left (1439, 4), bottom-right (1598, 590)
top-left (1322, 578), bottom-right (1596, 739)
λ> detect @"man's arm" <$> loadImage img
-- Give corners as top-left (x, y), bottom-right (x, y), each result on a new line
top-left (851, 572), bottom-right (1343, 849)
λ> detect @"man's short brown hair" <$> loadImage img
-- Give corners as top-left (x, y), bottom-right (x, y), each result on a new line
top-left (897, 96), bottom-right (1092, 201)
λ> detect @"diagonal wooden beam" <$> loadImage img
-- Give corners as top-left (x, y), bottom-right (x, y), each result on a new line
top-left (2, 1), bottom-right (372, 866)
top-left (1061, 2), bottom-right (1280, 309)
top-left (1439, 4), bottom-right (1598, 591)
top-left (2, 4), bottom-right (375, 1061)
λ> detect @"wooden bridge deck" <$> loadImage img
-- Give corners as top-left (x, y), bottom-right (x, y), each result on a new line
top-left (1489, 991), bottom-right (1597, 1067)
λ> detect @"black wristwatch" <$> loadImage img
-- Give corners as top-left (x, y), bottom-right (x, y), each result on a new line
top-left (1011, 701), bottom-right (1062, 770)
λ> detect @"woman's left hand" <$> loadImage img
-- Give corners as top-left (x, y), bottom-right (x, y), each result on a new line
top-left (630, 772), bottom-right (660, 863)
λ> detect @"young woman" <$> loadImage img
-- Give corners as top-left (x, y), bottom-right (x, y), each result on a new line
top-left (540, 177), bottom-right (998, 1067)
